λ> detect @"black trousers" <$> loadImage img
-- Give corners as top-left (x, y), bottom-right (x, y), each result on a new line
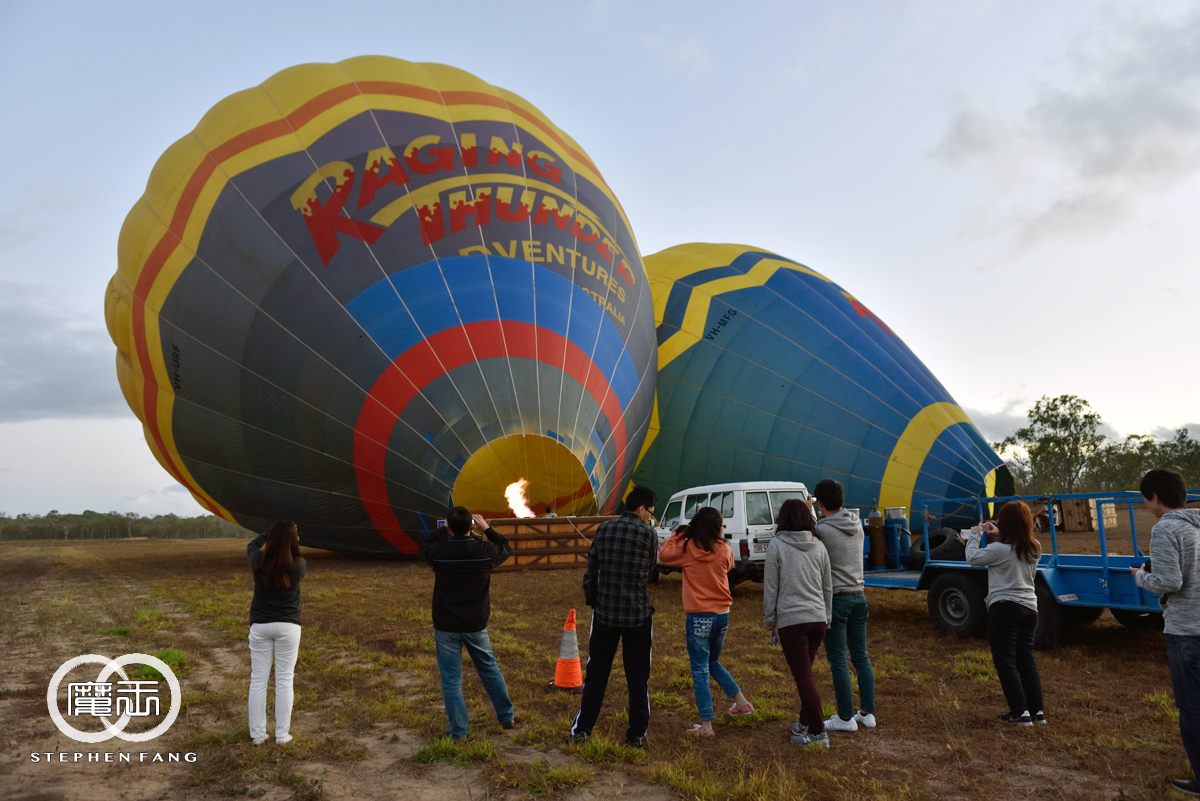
top-left (988, 600), bottom-right (1044, 715)
top-left (571, 614), bottom-right (653, 740)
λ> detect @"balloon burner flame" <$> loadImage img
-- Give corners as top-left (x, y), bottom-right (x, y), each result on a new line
top-left (504, 478), bottom-right (535, 518)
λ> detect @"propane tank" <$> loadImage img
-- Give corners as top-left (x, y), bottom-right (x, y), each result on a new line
top-left (867, 500), bottom-right (886, 570)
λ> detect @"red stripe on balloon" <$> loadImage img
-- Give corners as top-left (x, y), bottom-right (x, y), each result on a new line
top-left (353, 320), bottom-right (627, 552)
top-left (130, 77), bottom-right (619, 517)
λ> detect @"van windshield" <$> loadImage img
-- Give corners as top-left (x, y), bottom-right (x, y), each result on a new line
top-left (660, 500), bottom-right (682, 530)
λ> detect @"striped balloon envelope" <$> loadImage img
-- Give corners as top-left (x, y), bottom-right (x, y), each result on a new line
top-left (631, 243), bottom-right (1008, 524)
top-left (104, 57), bottom-right (657, 556)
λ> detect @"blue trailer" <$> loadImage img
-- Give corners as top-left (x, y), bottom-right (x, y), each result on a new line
top-left (860, 490), bottom-right (1200, 648)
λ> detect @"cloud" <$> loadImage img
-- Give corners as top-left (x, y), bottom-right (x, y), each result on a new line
top-left (964, 401), bottom-right (1028, 445)
top-left (639, 30), bottom-right (711, 76)
top-left (933, 9), bottom-right (1200, 249)
top-left (1150, 422), bottom-right (1200, 440)
top-left (0, 281), bottom-right (127, 422)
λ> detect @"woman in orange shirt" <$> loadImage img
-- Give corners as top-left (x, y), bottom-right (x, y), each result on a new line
top-left (659, 506), bottom-right (754, 737)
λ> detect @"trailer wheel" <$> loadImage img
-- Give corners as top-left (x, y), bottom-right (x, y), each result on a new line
top-left (929, 528), bottom-right (966, 562)
top-left (1110, 608), bottom-right (1165, 631)
top-left (1062, 606), bottom-right (1104, 627)
top-left (927, 573), bottom-right (987, 638)
top-left (1034, 580), bottom-right (1064, 649)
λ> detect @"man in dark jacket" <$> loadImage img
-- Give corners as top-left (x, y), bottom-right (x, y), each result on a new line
top-left (568, 485), bottom-right (657, 748)
top-left (420, 506), bottom-right (514, 740)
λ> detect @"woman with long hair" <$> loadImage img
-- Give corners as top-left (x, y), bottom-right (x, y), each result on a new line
top-left (247, 520), bottom-right (306, 745)
top-left (964, 502), bottom-right (1046, 726)
top-left (659, 506), bottom-right (754, 737)
top-left (764, 499), bottom-right (833, 749)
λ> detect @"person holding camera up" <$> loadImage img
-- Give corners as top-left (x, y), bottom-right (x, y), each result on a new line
top-left (420, 507), bottom-right (515, 740)
top-left (1131, 469), bottom-right (1200, 797)
top-left (963, 501), bottom-right (1045, 727)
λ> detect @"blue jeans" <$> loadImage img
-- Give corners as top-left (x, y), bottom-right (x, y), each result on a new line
top-left (1167, 634), bottom-right (1200, 778)
top-left (824, 593), bottom-right (876, 719)
top-left (685, 612), bottom-right (741, 720)
top-left (434, 629), bottom-right (514, 739)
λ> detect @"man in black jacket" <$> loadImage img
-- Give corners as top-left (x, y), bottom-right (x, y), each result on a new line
top-left (568, 485), bottom-right (657, 748)
top-left (420, 506), bottom-right (514, 740)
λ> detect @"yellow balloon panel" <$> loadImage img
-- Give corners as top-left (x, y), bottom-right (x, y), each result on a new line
top-left (454, 435), bottom-right (596, 518)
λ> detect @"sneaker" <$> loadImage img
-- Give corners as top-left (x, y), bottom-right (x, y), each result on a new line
top-left (790, 730), bottom-right (830, 749)
top-left (624, 735), bottom-right (647, 749)
top-left (998, 711), bottom-right (1033, 727)
top-left (1034, 711), bottom-right (1047, 725)
top-left (500, 718), bottom-right (516, 730)
top-left (790, 719), bottom-right (807, 737)
top-left (276, 734), bottom-right (293, 745)
top-left (854, 711), bottom-right (877, 729)
top-left (564, 732), bottom-right (590, 745)
top-left (825, 714), bottom-right (858, 733)
top-left (251, 737), bottom-right (267, 747)
top-left (1172, 779), bottom-right (1200, 797)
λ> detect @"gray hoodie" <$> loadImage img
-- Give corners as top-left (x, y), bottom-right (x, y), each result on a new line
top-left (763, 530), bottom-right (833, 630)
top-left (1134, 508), bottom-right (1200, 636)
top-left (813, 509), bottom-right (865, 594)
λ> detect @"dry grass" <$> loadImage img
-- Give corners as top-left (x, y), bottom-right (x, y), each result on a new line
top-left (0, 537), bottom-right (1191, 800)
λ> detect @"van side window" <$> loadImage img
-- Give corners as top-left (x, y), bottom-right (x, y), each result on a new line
top-left (746, 492), bottom-right (773, 526)
top-left (712, 491), bottom-right (735, 519)
top-left (660, 500), bottom-right (682, 530)
top-left (769, 491), bottom-right (807, 522)
top-left (684, 494), bottom-right (709, 520)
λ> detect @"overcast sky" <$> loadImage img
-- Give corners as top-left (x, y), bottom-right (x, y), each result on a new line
top-left (1, 0), bottom-right (1197, 516)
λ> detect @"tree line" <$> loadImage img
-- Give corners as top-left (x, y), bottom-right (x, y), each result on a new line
top-left (995, 395), bottom-right (1200, 495)
top-left (0, 509), bottom-right (250, 541)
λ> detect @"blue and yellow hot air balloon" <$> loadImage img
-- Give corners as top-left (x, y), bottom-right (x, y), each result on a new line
top-left (104, 57), bottom-right (657, 556)
top-left (632, 243), bottom-right (1007, 524)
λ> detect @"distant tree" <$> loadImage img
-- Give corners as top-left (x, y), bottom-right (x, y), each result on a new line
top-left (997, 395), bottom-right (1105, 494)
top-left (1159, 428), bottom-right (1200, 488)
top-left (1082, 434), bottom-right (1160, 491)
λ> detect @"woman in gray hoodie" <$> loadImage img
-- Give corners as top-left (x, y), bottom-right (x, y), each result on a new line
top-left (764, 499), bottom-right (833, 748)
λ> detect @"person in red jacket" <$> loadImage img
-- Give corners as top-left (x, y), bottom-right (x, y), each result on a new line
top-left (659, 506), bottom-right (754, 737)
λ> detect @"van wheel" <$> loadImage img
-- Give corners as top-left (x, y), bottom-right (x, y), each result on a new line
top-left (1111, 608), bottom-right (1165, 631)
top-left (648, 565), bottom-right (661, 584)
top-left (927, 573), bottom-right (987, 638)
top-left (728, 570), bottom-right (748, 587)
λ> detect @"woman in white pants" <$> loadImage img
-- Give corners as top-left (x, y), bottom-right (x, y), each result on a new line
top-left (247, 520), bottom-right (306, 745)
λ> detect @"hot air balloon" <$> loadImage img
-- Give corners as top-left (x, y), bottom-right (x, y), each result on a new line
top-left (104, 57), bottom-right (657, 556)
top-left (631, 243), bottom-right (1007, 525)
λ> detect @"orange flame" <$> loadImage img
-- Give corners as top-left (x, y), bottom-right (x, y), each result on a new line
top-left (504, 478), bottom-right (535, 518)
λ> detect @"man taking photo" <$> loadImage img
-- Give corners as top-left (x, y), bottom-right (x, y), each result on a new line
top-left (420, 506), bottom-right (515, 740)
top-left (567, 485), bottom-right (658, 749)
top-left (1131, 469), bottom-right (1200, 796)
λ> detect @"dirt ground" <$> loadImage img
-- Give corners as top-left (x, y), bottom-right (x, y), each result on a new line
top-left (0, 534), bottom-right (1193, 801)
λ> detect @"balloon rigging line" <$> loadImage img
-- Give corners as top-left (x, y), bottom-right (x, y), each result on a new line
top-left (657, 254), bottom-right (996, 480)
top-left (661, 245), bottom-right (995, 477)
top-left (111, 271), bottom-right (457, 499)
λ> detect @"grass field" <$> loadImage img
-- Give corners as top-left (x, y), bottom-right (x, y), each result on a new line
top-left (0, 537), bottom-right (1190, 800)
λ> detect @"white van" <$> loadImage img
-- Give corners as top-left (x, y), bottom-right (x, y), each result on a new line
top-left (653, 481), bottom-right (810, 584)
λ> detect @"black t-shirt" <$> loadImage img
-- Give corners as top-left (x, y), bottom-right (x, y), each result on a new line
top-left (247, 533), bottom-right (307, 625)
top-left (419, 526), bottom-right (512, 632)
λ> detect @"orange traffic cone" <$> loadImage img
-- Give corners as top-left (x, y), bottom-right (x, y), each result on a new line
top-left (547, 609), bottom-right (585, 693)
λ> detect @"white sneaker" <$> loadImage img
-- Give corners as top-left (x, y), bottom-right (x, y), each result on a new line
top-left (853, 711), bottom-right (877, 728)
top-left (825, 714), bottom-right (858, 732)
